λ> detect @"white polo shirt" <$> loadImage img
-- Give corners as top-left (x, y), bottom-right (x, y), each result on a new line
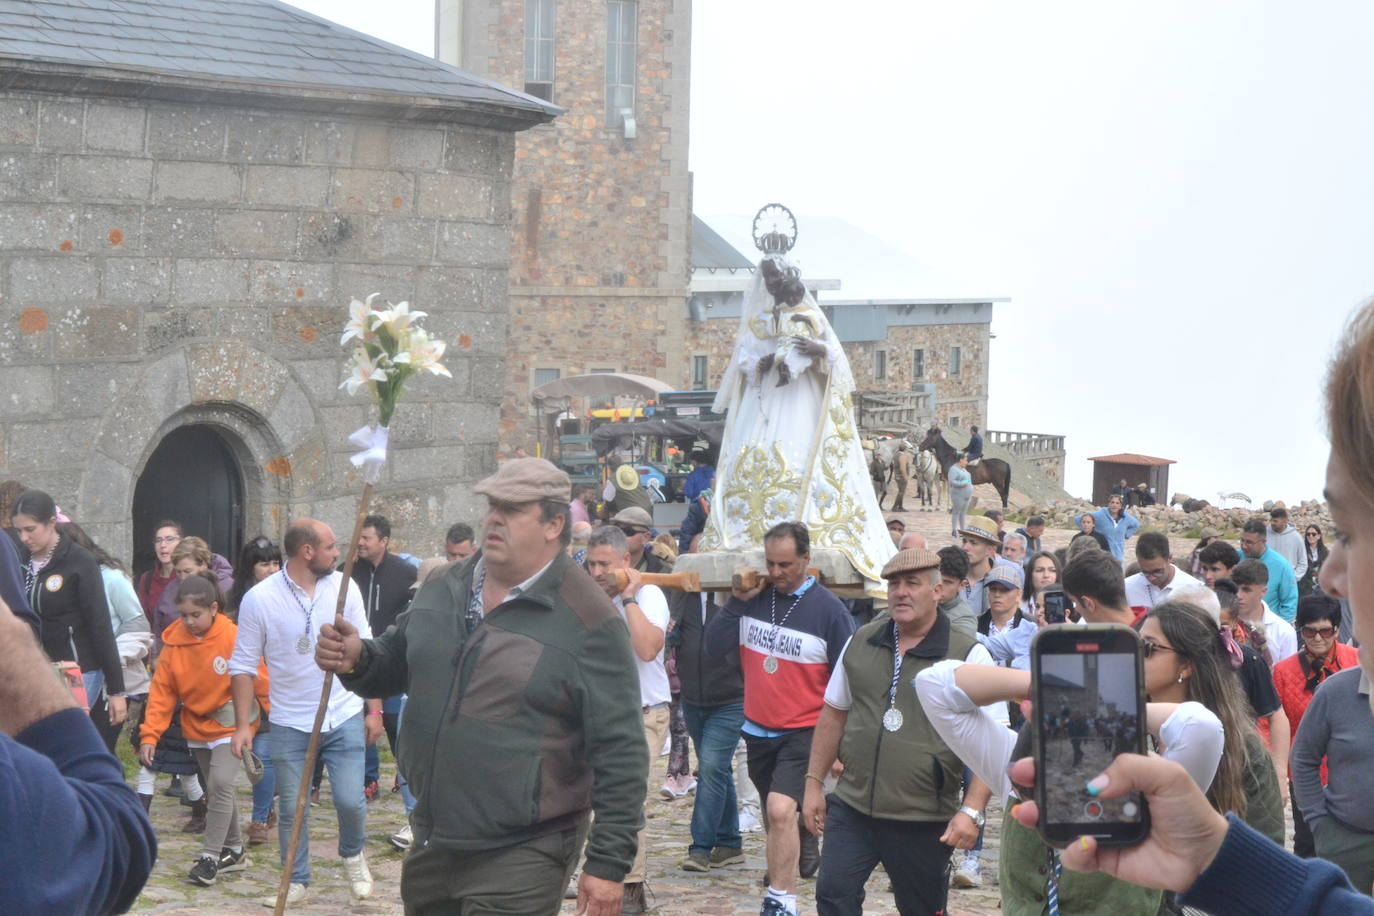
top-left (230, 569), bottom-right (372, 733)
top-left (613, 584), bottom-right (671, 708)
top-left (1124, 567), bottom-right (1202, 612)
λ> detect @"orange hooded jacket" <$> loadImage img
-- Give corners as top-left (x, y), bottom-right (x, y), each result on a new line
top-left (140, 611), bottom-right (270, 746)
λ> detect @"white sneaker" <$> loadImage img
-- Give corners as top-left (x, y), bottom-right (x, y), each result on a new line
top-left (343, 851), bottom-right (373, 899)
top-left (260, 883), bottom-right (308, 908)
top-left (738, 806), bottom-right (762, 833)
top-left (389, 824), bottom-right (413, 851)
top-left (952, 851), bottom-right (982, 888)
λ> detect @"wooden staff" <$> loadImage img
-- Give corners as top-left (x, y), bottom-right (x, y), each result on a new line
top-left (273, 482), bottom-right (375, 916)
top-left (611, 568), bottom-right (702, 592)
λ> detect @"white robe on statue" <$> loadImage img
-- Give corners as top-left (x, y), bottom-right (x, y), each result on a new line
top-left (701, 258), bottom-right (895, 596)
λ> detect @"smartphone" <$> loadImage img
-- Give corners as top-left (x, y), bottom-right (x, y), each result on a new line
top-left (1041, 586), bottom-right (1069, 624)
top-left (1030, 624), bottom-right (1149, 847)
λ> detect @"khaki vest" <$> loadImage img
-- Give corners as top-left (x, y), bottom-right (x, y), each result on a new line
top-left (833, 611), bottom-right (975, 821)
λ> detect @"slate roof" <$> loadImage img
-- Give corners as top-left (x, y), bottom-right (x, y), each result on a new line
top-left (0, 0), bottom-right (560, 124)
top-left (692, 215), bottom-right (755, 271)
top-left (1088, 454), bottom-right (1176, 466)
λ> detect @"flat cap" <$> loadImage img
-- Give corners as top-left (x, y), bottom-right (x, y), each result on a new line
top-left (985, 562), bottom-right (1025, 591)
top-left (474, 457), bottom-right (570, 504)
top-left (958, 516), bottom-right (1001, 545)
top-left (881, 547), bottom-right (941, 579)
top-left (611, 506), bottom-right (653, 530)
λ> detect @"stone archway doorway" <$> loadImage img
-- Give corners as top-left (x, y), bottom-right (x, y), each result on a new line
top-left (132, 425), bottom-right (245, 576)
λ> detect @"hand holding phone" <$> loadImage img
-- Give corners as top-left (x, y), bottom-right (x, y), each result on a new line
top-left (1041, 586), bottom-right (1069, 625)
top-left (1030, 624), bottom-right (1150, 847)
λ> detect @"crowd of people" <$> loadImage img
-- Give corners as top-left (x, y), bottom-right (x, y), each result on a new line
top-left (6, 304), bottom-right (1374, 916)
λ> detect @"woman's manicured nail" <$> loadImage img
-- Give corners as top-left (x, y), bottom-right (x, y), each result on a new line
top-left (1079, 836), bottom-right (1092, 851)
top-left (1085, 774), bottom-right (1110, 796)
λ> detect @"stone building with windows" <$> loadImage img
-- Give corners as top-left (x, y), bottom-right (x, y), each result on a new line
top-left (0, 0), bottom-right (556, 569)
top-left (437, 0), bottom-right (693, 449)
top-left (438, 1), bottom-right (1009, 445)
top-left (685, 216), bottom-right (1005, 431)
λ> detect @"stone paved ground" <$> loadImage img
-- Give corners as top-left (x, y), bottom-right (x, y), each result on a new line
top-left (127, 750), bottom-right (1003, 915)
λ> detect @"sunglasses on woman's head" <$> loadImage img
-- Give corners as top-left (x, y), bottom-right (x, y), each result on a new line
top-left (252, 537), bottom-right (276, 550)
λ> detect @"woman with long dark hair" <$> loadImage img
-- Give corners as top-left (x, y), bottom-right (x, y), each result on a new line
top-left (1297, 525), bottom-right (1329, 597)
top-left (1141, 600), bottom-right (1284, 844)
top-left (11, 489), bottom-right (126, 729)
top-left (229, 535), bottom-right (281, 619)
top-left (59, 520), bottom-right (152, 752)
top-left (1021, 550), bottom-right (1060, 619)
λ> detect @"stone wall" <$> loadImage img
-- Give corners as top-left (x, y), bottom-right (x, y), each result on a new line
top-left (682, 316), bottom-right (740, 390)
top-left (448, 0), bottom-right (692, 450)
top-left (0, 89), bottom-right (516, 560)
top-left (842, 322), bottom-right (990, 428)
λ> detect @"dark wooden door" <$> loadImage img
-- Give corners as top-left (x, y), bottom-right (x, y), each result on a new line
top-left (132, 425), bottom-right (244, 576)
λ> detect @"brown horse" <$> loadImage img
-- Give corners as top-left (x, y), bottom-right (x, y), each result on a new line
top-left (917, 426), bottom-right (1013, 508)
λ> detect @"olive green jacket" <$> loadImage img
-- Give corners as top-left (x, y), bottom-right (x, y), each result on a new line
top-left (341, 551), bottom-right (647, 882)
top-left (834, 611), bottom-right (976, 821)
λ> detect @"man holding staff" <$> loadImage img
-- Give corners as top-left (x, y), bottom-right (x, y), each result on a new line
top-left (315, 458), bottom-right (648, 915)
top-left (229, 518), bottom-right (380, 908)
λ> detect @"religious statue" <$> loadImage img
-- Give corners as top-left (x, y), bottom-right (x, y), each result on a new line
top-left (700, 255), bottom-right (895, 595)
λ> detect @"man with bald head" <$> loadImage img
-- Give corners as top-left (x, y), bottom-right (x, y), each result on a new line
top-left (897, 531), bottom-right (928, 552)
top-left (229, 518), bottom-right (380, 907)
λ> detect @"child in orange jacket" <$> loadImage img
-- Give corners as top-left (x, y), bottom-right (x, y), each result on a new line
top-left (140, 573), bottom-right (269, 887)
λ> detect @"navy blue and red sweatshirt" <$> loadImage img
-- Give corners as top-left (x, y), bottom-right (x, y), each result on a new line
top-left (705, 579), bottom-right (855, 731)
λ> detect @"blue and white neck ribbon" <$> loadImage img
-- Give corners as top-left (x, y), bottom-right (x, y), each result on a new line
top-left (349, 424), bottom-right (389, 484)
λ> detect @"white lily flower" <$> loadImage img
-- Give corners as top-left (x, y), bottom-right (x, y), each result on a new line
top-left (409, 330), bottom-right (451, 377)
top-left (339, 347), bottom-right (390, 395)
top-left (386, 300), bottom-right (428, 331)
top-left (340, 293), bottom-right (383, 345)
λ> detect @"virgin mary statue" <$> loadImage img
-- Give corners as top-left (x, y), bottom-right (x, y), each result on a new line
top-left (700, 256), bottom-right (895, 595)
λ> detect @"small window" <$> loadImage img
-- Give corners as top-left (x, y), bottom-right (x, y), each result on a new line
top-left (605, 1), bottom-right (637, 127)
top-left (950, 416), bottom-right (961, 428)
top-left (913, 348), bottom-right (924, 379)
top-left (524, 0), bottom-right (555, 101)
top-left (589, 367), bottom-right (615, 374)
top-left (874, 349), bottom-right (887, 380)
top-left (691, 355), bottom-right (708, 389)
top-left (949, 346), bottom-right (961, 376)
top-left (534, 367), bottom-right (560, 387)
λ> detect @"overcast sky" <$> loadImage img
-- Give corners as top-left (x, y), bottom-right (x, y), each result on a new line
top-left (290, 0), bottom-right (1374, 504)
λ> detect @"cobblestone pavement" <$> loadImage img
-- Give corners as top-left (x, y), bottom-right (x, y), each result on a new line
top-left (128, 752), bottom-right (1004, 915)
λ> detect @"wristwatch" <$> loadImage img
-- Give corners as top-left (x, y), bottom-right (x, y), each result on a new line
top-left (958, 805), bottom-right (986, 828)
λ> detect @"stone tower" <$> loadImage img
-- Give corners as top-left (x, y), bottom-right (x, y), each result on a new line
top-left (436, 0), bottom-right (694, 451)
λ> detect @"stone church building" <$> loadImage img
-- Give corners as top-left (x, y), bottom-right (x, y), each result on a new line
top-left (0, 0), bottom-right (556, 569)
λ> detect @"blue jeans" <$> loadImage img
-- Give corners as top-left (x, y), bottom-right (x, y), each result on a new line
top-left (396, 696), bottom-right (416, 815)
top-left (82, 670), bottom-right (104, 708)
top-left (683, 701), bottom-right (744, 853)
top-left (271, 713), bottom-right (367, 885)
top-left (252, 727), bottom-right (277, 824)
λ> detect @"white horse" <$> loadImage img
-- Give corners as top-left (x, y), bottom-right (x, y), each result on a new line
top-left (913, 448), bottom-right (944, 510)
